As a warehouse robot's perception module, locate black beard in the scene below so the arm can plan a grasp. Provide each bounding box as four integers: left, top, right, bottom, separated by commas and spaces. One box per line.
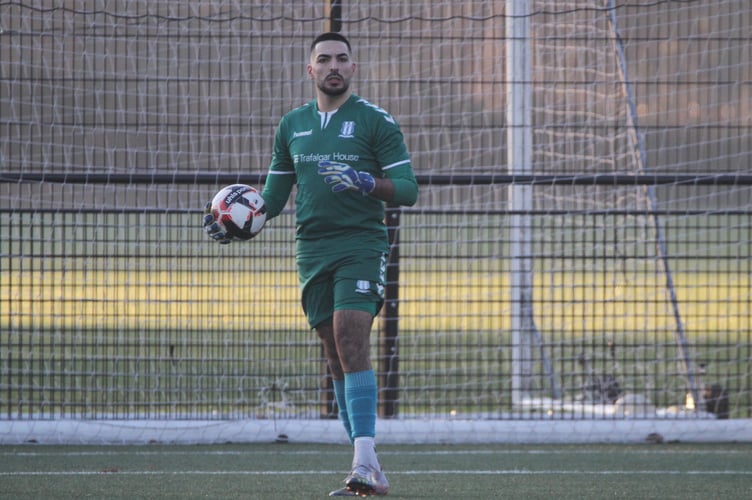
318, 81, 349, 97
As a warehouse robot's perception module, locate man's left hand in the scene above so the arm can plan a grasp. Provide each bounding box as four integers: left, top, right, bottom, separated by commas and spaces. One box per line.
317, 160, 375, 194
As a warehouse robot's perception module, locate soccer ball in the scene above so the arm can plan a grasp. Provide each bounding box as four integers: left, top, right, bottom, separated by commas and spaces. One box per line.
207, 184, 267, 241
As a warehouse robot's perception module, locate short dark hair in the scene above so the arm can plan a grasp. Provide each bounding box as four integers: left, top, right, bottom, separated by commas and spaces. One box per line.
310, 32, 352, 54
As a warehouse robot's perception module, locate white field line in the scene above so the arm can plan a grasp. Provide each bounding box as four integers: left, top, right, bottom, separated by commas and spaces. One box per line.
1, 448, 749, 457
1, 470, 751, 477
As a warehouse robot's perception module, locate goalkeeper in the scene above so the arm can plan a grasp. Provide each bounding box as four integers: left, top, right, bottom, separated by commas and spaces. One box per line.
263, 32, 417, 496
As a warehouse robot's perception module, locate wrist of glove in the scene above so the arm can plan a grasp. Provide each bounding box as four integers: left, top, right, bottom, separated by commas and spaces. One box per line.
203, 201, 233, 244
317, 160, 376, 194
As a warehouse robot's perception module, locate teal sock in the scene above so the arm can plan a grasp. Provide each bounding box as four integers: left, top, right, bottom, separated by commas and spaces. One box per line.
333, 378, 353, 444
344, 369, 377, 439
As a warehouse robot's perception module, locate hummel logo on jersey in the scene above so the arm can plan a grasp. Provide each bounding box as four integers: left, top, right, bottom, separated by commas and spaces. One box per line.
293, 129, 313, 138
339, 121, 355, 138
355, 280, 371, 294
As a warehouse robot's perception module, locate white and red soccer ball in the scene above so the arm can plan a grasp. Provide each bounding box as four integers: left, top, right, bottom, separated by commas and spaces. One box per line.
208, 184, 267, 241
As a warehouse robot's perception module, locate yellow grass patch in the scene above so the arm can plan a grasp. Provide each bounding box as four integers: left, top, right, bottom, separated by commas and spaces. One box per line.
2, 268, 748, 337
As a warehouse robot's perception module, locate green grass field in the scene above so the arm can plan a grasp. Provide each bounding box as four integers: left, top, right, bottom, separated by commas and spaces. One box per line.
1, 443, 751, 499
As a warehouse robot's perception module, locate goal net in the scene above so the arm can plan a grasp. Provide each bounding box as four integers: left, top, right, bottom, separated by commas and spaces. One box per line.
1, 1, 750, 444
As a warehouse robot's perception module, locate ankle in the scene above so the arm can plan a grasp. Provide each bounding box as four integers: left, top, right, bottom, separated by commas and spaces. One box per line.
352, 436, 379, 469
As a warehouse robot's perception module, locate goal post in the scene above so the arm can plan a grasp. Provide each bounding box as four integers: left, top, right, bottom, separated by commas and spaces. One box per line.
507, 0, 559, 404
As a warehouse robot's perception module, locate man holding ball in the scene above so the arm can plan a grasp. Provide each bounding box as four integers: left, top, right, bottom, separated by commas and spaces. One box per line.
208, 32, 417, 496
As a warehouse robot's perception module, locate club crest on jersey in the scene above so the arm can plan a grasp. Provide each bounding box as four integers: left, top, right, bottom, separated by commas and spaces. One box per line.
339, 121, 355, 138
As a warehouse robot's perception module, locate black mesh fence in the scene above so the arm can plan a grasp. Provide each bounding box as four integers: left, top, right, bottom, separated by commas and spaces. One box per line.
1, 175, 749, 420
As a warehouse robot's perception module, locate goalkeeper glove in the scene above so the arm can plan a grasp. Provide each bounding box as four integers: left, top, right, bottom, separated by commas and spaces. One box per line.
317, 160, 376, 194
203, 201, 233, 244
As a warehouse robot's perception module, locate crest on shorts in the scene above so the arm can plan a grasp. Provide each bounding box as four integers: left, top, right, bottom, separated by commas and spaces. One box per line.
355, 280, 370, 294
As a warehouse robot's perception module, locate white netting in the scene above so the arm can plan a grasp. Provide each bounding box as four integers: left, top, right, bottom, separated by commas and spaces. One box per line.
1, 1, 750, 443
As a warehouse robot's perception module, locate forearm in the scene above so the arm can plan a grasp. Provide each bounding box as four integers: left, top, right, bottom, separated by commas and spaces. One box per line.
369, 177, 395, 203
261, 172, 294, 219
317, 160, 418, 206
371, 176, 418, 207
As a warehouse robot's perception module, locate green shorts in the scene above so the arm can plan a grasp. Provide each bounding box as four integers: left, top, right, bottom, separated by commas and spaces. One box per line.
297, 247, 388, 329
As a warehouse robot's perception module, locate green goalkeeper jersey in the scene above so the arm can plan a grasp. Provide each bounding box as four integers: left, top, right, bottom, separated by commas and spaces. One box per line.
262, 94, 418, 252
